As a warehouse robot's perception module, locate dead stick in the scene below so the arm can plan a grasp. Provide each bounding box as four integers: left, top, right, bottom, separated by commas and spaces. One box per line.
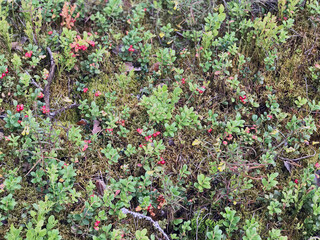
49, 103, 80, 118
278, 149, 316, 162
25, 157, 43, 177
121, 208, 171, 240
44, 47, 56, 109
25, 70, 43, 91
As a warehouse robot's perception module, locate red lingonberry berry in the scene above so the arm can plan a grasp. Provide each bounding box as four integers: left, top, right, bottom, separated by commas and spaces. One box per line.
38, 92, 44, 99
16, 104, 24, 112
41, 105, 50, 114
94, 220, 101, 227
25, 51, 33, 58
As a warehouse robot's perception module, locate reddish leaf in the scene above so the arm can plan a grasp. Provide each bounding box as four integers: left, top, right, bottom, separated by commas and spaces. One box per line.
76, 119, 88, 126
114, 190, 121, 197
149, 62, 160, 72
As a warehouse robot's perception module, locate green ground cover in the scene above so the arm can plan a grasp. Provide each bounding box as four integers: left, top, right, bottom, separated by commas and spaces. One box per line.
1, 0, 320, 239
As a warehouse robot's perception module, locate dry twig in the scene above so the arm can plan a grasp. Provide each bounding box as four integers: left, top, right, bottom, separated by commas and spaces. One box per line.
278, 149, 316, 162
121, 208, 171, 240
49, 103, 79, 118
44, 47, 56, 109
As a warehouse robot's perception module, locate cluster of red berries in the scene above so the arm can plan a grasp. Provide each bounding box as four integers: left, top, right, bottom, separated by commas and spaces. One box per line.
116, 119, 125, 126
145, 131, 161, 142
181, 78, 186, 84
106, 128, 113, 134
41, 105, 50, 114
83, 88, 88, 93
25, 51, 33, 58
79, 45, 89, 51
158, 156, 165, 165
94, 220, 101, 231
16, 104, 24, 112
0, 68, 8, 79
38, 92, 44, 99
196, 86, 205, 94
71, 40, 95, 53
137, 129, 161, 145
244, 125, 257, 134
239, 95, 246, 104
128, 45, 135, 52
224, 132, 233, 141
137, 129, 165, 164
94, 91, 101, 97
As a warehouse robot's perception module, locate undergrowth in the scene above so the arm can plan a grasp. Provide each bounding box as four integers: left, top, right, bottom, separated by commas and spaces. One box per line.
0, 0, 320, 239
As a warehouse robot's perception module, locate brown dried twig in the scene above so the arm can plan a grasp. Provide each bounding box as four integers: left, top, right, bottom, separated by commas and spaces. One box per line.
41, 47, 79, 119
121, 208, 171, 240
49, 103, 79, 118
44, 47, 56, 109
278, 149, 317, 162
25, 70, 43, 91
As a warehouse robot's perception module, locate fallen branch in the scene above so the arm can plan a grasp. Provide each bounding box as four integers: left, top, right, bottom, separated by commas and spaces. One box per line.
25, 156, 43, 177
121, 208, 171, 240
25, 70, 43, 91
49, 103, 79, 118
44, 47, 56, 109
278, 149, 316, 162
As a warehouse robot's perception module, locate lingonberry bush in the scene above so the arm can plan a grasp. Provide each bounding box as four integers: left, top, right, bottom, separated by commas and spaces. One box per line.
0, 0, 320, 239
